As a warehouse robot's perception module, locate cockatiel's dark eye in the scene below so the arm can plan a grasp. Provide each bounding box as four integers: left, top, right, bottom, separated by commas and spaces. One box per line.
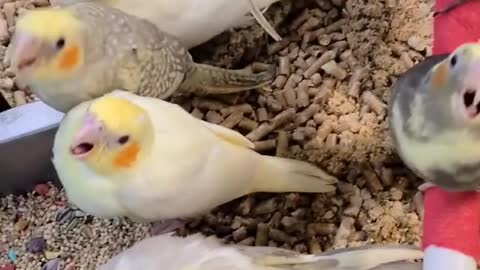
118, 135, 130, 145
56, 38, 65, 50
450, 55, 457, 67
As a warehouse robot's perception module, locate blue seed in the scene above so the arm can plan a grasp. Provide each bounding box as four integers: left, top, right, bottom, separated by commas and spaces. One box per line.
8, 249, 16, 262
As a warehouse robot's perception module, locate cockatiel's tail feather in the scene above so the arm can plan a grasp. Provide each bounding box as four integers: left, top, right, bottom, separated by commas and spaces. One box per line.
98, 233, 423, 270
246, 0, 281, 41
250, 155, 337, 194
180, 63, 275, 95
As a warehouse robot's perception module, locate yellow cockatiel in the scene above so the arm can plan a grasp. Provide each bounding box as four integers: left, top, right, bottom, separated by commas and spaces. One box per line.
52, 90, 338, 234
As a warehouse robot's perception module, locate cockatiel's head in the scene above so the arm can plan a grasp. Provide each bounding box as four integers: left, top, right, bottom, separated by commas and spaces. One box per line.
424, 43, 480, 128
10, 7, 86, 83
70, 96, 154, 175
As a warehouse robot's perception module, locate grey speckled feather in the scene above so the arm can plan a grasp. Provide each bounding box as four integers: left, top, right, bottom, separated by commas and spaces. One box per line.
19, 1, 275, 113
388, 54, 448, 145
388, 43, 480, 191
64, 2, 276, 99
98, 233, 423, 270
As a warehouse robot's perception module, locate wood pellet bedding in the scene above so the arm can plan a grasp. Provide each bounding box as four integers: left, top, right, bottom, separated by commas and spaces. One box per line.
0, 0, 433, 269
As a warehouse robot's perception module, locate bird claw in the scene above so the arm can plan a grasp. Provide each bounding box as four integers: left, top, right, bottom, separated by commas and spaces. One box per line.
150, 219, 186, 236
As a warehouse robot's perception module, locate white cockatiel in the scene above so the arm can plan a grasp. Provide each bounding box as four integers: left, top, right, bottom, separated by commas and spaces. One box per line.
54, 0, 282, 49
98, 233, 424, 270
52, 90, 338, 234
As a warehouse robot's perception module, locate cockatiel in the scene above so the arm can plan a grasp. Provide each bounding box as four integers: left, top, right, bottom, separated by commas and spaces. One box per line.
9, 2, 275, 113
389, 42, 480, 191
98, 233, 423, 270
54, 0, 282, 49
52, 90, 338, 234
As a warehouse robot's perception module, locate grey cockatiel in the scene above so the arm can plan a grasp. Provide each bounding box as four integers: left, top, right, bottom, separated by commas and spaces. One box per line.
53, 0, 282, 49
389, 43, 480, 191
98, 233, 423, 270
9, 1, 275, 113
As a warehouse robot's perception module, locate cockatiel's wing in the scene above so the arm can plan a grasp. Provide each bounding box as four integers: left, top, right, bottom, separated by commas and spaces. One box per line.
201, 120, 255, 149
98, 233, 423, 270
108, 89, 254, 149
81, 1, 279, 96
71, 2, 192, 98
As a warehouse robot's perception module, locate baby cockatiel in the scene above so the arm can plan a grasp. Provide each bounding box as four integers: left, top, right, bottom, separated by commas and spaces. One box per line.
55, 0, 282, 48
9, 2, 275, 113
98, 233, 423, 270
52, 90, 338, 234
389, 43, 480, 191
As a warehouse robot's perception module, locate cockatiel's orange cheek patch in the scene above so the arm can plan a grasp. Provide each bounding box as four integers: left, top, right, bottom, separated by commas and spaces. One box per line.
114, 143, 140, 168
431, 62, 449, 89
58, 45, 80, 71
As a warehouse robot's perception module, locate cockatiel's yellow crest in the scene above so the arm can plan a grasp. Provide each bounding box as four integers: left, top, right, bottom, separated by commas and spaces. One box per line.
13, 8, 85, 81
89, 96, 147, 134
16, 8, 80, 40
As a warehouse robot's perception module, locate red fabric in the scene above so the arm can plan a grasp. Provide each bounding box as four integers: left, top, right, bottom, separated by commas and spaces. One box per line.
433, 0, 480, 54
422, 187, 480, 260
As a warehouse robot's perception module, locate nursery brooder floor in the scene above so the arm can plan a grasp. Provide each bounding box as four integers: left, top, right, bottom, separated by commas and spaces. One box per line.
1, 0, 433, 269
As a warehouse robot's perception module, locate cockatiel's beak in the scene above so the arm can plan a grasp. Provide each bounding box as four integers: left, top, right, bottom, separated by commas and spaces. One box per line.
70, 112, 104, 159
11, 32, 47, 72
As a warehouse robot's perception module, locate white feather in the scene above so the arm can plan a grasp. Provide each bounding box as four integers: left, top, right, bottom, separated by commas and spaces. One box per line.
56, 0, 282, 48
98, 233, 424, 270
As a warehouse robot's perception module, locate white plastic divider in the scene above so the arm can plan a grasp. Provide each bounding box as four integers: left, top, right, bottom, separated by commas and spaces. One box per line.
0, 101, 64, 143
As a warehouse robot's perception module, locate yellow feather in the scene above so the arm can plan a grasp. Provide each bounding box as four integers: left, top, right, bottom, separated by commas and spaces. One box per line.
200, 121, 254, 149
460, 42, 480, 59
16, 8, 81, 41
89, 96, 147, 135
